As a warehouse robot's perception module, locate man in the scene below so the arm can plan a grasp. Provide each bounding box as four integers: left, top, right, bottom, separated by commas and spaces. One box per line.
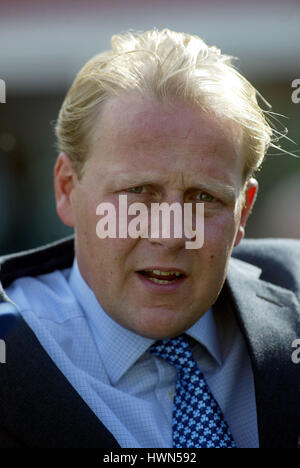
0, 29, 299, 449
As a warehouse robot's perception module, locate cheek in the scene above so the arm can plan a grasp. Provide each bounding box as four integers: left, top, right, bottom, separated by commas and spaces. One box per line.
90, 237, 139, 280
204, 211, 237, 248
72, 186, 97, 229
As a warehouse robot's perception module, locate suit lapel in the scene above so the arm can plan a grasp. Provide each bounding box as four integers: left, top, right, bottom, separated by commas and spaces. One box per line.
0, 310, 120, 448
225, 258, 300, 448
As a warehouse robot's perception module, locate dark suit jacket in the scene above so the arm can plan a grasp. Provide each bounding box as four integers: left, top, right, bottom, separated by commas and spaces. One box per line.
0, 237, 300, 448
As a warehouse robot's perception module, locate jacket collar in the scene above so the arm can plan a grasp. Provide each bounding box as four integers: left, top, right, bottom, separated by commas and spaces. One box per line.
224, 257, 300, 448
0, 302, 120, 448
0, 236, 120, 447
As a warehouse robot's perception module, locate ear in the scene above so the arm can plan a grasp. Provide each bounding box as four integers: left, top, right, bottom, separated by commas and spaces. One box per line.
234, 178, 258, 247
54, 153, 77, 227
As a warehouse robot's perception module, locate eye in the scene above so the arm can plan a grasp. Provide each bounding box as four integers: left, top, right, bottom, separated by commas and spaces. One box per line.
127, 186, 147, 194
196, 192, 216, 203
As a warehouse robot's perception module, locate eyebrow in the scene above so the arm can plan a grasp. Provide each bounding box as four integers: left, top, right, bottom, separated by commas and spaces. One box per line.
108, 171, 237, 203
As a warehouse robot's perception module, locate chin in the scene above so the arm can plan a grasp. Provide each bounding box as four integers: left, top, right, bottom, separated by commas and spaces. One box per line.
132, 321, 193, 340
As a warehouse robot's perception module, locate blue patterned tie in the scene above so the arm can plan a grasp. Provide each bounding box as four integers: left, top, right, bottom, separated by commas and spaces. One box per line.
149, 335, 236, 448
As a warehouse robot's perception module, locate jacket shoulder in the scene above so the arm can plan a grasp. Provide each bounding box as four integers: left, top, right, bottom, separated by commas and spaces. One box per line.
0, 236, 74, 289
232, 238, 300, 298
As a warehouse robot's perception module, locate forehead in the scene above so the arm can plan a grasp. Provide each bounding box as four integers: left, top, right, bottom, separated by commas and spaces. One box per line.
89, 95, 244, 185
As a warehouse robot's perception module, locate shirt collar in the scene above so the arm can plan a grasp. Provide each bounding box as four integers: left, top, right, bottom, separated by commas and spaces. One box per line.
69, 258, 222, 384
69, 258, 154, 385
186, 309, 223, 367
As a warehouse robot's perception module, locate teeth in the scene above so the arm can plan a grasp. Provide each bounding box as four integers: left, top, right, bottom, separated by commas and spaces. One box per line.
151, 270, 181, 276
147, 277, 175, 284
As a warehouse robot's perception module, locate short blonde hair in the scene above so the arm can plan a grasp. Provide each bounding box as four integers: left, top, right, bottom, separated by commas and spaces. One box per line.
55, 28, 273, 180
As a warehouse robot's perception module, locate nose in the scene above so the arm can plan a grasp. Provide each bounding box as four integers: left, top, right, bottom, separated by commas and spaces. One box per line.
147, 193, 195, 251
150, 235, 188, 251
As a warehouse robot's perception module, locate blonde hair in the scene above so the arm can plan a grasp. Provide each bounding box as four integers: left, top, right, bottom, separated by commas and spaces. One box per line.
55, 28, 273, 180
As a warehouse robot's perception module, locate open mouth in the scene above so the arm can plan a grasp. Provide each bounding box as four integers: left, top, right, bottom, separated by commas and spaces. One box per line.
137, 269, 186, 285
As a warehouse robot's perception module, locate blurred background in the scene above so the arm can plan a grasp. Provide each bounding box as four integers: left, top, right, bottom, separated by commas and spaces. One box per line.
0, 0, 299, 254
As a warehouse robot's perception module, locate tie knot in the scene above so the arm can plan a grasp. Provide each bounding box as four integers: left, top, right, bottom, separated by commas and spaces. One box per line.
149, 335, 197, 373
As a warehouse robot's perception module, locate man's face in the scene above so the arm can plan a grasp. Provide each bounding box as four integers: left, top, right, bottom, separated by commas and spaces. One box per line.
56, 95, 255, 339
